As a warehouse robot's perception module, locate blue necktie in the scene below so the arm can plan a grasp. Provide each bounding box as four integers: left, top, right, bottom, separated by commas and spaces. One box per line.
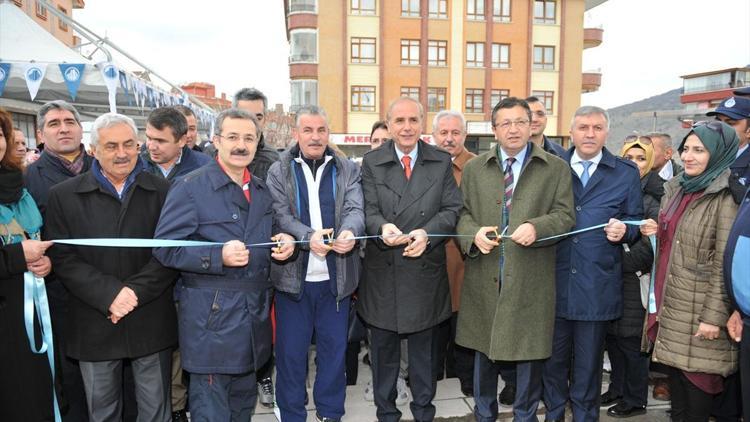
580, 161, 592, 187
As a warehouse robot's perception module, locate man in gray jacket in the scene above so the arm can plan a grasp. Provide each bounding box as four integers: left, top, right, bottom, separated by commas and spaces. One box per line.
266, 106, 365, 422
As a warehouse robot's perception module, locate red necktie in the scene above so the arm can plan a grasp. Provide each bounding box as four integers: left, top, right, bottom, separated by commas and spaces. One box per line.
402, 156, 412, 180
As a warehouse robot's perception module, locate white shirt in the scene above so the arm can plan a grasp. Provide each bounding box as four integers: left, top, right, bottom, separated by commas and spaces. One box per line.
498, 144, 528, 191
658, 160, 674, 181
570, 149, 603, 181
294, 155, 334, 282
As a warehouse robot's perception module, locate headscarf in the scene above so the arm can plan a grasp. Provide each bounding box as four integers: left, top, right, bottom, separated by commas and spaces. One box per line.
620, 136, 655, 178
678, 120, 739, 193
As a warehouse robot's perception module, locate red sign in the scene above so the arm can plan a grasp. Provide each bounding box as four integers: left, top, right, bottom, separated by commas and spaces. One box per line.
330, 134, 434, 145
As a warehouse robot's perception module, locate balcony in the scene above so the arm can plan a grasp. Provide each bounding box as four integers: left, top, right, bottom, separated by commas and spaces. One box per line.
583, 27, 603, 49
582, 71, 602, 93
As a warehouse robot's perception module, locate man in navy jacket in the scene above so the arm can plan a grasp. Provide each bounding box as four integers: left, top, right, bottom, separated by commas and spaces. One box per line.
542, 106, 643, 422
707, 96, 750, 204
153, 109, 294, 421
142, 107, 210, 182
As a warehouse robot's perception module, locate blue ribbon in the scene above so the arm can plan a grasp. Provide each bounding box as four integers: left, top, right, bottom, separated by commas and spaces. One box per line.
24, 272, 61, 422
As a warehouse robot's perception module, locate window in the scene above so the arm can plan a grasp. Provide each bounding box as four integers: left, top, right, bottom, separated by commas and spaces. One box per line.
427, 87, 447, 112
57, 7, 68, 31
35, 1, 47, 19
534, 0, 556, 24
428, 0, 447, 18
351, 0, 376, 15
351, 86, 376, 112
289, 0, 317, 13
465, 89, 484, 114
401, 87, 420, 100
351, 37, 376, 64
491, 43, 510, 68
491, 89, 510, 107
532, 90, 554, 114
533, 45, 555, 70
428, 40, 447, 66
493, 0, 511, 22
291, 80, 318, 112
466, 42, 484, 67
401, 0, 420, 17
290, 29, 318, 63
401, 39, 420, 65
467, 0, 485, 20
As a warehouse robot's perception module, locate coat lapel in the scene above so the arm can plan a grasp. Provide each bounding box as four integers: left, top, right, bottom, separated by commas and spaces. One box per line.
244, 178, 267, 238
395, 143, 438, 216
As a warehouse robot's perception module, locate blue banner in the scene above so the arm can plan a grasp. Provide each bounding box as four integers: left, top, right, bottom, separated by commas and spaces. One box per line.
119, 71, 132, 106
0, 62, 10, 96
58, 63, 85, 100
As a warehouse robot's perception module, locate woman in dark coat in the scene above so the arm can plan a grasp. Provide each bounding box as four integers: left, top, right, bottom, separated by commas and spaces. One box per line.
602, 135, 665, 417
0, 108, 57, 421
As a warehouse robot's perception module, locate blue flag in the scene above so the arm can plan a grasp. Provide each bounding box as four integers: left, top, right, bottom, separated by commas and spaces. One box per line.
58, 64, 85, 100
0, 63, 11, 96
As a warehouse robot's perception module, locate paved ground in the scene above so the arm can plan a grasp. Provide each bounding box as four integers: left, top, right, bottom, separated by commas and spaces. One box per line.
251, 350, 672, 421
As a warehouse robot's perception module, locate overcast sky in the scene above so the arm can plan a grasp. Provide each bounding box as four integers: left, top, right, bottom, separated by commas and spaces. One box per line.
74, 0, 750, 111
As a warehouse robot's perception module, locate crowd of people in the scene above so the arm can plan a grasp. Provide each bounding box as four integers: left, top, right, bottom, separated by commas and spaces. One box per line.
0, 83, 749, 422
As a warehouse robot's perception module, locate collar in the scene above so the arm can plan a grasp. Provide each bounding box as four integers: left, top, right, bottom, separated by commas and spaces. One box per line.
452, 148, 475, 169
737, 144, 749, 160
394, 142, 419, 164
570, 149, 603, 167
76, 158, 155, 193
498, 143, 529, 164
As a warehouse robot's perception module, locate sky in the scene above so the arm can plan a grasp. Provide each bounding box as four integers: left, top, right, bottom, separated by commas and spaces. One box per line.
73, 0, 750, 111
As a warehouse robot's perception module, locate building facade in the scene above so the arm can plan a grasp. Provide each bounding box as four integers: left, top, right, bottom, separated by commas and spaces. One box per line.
285, 0, 605, 156
679, 66, 750, 125
10, 0, 85, 47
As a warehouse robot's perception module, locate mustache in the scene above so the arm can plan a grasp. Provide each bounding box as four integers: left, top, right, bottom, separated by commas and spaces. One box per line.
113, 157, 131, 164
230, 149, 250, 156
306, 142, 324, 148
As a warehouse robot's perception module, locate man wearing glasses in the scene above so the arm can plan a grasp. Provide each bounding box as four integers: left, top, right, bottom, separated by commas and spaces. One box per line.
455, 97, 575, 422
542, 106, 643, 422
153, 108, 295, 420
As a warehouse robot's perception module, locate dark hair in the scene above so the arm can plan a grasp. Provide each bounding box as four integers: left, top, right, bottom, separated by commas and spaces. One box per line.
214, 108, 261, 135
233, 88, 268, 109
525, 96, 541, 104
147, 107, 188, 141
173, 104, 195, 118
370, 120, 388, 138
37, 100, 81, 129
491, 97, 532, 127
0, 108, 24, 171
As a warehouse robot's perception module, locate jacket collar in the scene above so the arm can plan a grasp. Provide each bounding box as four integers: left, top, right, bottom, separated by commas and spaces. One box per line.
73, 164, 158, 194
665, 168, 732, 198
733, 145, 750, 169
483, 141, 549, 166
451, 148, 476, 170
204, 159, 266, 192
563, 146, 617, 169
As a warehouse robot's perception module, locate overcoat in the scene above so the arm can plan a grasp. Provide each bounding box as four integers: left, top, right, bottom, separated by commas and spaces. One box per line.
45, 170, 178, 361
455, 143, 575, 361
358, 140, 462, 334
648, 171, 739, 376
153, 161, 274, 374
555, 148, 643, 321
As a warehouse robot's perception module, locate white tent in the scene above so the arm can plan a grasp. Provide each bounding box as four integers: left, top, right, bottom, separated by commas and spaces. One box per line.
0, 1, 212, 125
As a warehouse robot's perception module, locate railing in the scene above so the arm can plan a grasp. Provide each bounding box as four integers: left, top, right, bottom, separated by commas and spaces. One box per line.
289, 1, 316, 13
683, 81, 749, 94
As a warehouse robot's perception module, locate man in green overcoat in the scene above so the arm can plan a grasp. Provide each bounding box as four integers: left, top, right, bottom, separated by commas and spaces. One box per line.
456, 97, 575, 422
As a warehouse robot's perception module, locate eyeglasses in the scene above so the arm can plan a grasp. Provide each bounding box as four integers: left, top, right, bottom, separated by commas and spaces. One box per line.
216, 134, 257, 143
495, 120, 530, 130
624, 134, 653, 145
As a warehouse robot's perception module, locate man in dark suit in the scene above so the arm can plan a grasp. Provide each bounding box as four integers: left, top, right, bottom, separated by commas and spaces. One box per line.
542, 106, 643, 422
358, 97, 462, 422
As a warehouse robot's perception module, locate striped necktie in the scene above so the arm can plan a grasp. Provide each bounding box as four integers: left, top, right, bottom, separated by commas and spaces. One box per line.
504, 157, 515, 213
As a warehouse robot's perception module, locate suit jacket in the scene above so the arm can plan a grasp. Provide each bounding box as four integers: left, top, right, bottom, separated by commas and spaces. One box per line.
358, 140, 462, 333
446, 148, 476, 312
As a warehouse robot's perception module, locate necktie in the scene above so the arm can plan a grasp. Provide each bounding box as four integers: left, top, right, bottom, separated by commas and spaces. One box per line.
504, 157, 515, 213
402, 155, 412, 181
580, 161, 592, 187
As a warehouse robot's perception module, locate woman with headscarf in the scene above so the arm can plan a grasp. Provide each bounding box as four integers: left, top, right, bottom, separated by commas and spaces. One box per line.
641, 121, 740, 421
602, 135, 666, 417
0, 108, 57, 421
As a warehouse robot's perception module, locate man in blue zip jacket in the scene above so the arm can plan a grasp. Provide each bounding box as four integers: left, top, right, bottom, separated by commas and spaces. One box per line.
725, 189, 750, 422
542, 106, 643, 422
707, 96, 750, 204
266, 106, 364, 422
153, 108, 295, 421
